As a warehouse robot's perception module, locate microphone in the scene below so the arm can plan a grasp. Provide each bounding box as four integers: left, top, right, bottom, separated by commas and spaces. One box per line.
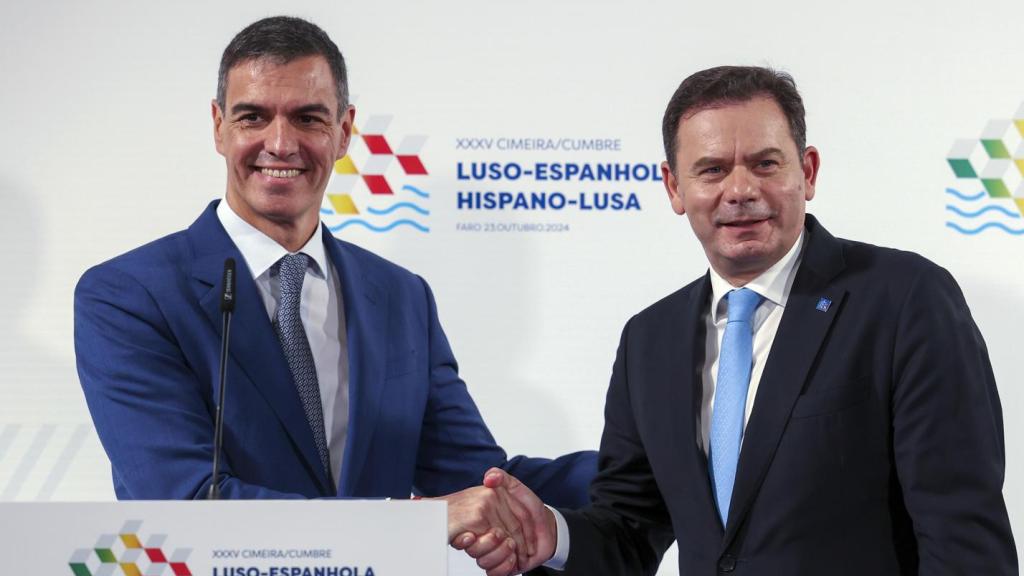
220, 257, 236, 313
208, 258, 236, 499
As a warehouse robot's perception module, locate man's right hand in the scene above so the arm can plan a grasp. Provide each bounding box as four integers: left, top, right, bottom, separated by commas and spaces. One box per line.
438, 473, 535, 575
448, 468, 558, 576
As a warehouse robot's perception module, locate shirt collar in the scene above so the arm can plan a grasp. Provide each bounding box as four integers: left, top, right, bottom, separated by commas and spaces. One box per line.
708, 231, 805, 321
216, 199, 329, 281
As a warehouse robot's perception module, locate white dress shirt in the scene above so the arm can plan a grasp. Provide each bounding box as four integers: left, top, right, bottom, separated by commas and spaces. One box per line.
546, 232, 806, 570
700, 232, 805, 454
217, 200, 349, 488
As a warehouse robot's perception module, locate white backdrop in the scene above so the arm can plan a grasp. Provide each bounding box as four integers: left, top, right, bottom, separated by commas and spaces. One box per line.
1, 0, 1022, 573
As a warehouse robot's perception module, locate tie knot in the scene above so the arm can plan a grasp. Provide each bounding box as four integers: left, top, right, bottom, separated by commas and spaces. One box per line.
276, 252, 310, 296
726, 288, 762, 324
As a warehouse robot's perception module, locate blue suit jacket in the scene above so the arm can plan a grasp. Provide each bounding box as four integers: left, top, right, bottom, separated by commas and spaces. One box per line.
554, 216, 1016, 575
75, 201, 596, 504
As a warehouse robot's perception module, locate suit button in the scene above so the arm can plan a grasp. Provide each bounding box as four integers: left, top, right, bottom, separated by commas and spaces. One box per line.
718, 554, 736, 573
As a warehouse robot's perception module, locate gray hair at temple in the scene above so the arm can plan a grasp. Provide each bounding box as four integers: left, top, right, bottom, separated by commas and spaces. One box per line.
216, 16, 349, 118
662, 66, 807, 175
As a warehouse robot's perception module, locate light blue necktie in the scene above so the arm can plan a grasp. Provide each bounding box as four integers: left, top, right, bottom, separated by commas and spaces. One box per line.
274, 253, 332, 483
708, 287, 763, 525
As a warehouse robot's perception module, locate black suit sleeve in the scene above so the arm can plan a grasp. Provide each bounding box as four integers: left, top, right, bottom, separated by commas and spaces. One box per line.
890, 263, 1017, 572
551, 317, 675, 575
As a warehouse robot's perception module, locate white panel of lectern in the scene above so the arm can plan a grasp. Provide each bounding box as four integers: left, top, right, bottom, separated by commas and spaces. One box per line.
0, 500, 447, 576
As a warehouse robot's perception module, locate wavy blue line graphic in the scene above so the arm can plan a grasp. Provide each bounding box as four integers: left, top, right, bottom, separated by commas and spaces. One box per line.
944, 188, 986, 202
320, 208, 333, 215
945, 221, 1024, 235
366, 202, 430, 216
945, 204, 1021, 219
402, 184, 430, 198
329, 219, 429, 233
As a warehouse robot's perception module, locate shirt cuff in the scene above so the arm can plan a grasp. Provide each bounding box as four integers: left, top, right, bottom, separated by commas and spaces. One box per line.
541, 505, 570, 570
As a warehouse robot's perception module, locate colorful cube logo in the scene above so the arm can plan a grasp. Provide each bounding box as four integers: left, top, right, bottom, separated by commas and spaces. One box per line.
68, 521, 191, 576
944, 102, 1024, 235
323, 112, 431, 233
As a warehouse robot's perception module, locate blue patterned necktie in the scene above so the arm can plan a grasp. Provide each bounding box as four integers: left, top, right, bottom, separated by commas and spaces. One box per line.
708, 287, 763, 525
273, 253, 332, 483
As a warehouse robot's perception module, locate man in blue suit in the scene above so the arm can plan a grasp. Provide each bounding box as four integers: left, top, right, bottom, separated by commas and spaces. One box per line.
74, 16, 594, 563
461, 66, 1017, 575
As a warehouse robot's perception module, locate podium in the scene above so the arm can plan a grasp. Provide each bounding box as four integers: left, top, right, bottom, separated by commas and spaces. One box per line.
0, 500, 446, 575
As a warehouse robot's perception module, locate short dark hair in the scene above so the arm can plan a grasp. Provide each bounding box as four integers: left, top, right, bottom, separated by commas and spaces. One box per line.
217, 16, 349, 117
662, 66, 806, 174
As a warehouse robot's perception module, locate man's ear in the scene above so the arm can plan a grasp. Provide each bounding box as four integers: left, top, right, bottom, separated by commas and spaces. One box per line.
212, 99, 225, 156
801, 145, 820, 201
336, 105, 356, 160
662, 161, 686, 215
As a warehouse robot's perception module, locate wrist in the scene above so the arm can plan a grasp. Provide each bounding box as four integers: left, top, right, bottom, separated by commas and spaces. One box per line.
545, 507, 557, 559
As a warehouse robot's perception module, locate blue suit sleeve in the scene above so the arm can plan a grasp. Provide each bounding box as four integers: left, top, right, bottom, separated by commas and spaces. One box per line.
411, 277, 597, 508
75, 264, 304, 500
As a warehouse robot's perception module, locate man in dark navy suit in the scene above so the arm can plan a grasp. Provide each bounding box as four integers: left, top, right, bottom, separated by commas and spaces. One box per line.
464, 66, 1017, 575
74, 16, 594, 571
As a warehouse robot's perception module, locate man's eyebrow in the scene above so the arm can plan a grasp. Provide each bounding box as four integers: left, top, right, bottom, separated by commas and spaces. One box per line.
744, 147, 785, 162
687, 147, 787, 173
293, 104, 332, 116
229, 102, 334, 118
229, 102, 265, 116
690, 156, 727, 172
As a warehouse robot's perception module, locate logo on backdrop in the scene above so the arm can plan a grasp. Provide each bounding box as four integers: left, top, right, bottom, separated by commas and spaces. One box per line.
945, 102, 1024, 235
68, 520, 191, 576
321, 109, 663, 235
322, 113, 431, 234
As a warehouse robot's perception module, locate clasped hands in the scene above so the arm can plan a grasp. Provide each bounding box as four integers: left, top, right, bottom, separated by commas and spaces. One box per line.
436, 468, 556, 576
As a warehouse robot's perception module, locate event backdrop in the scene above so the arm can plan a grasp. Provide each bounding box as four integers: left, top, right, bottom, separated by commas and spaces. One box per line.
2, 0, 1022, 572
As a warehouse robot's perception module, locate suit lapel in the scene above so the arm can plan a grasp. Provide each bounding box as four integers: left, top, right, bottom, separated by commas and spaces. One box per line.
724, 215, 847, 544
188, 202, 333, 494
676, 276, 725, 530
323, 231, 388, 497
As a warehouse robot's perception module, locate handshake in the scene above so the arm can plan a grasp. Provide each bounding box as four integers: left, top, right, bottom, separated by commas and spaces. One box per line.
434, 468, 558, 576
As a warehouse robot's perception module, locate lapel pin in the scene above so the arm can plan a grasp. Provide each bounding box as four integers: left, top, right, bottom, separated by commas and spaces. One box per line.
816, 297, 832, 312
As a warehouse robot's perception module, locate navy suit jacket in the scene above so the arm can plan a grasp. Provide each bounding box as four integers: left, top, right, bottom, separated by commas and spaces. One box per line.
554, 216, 1016, 575
75, 201, 595, 504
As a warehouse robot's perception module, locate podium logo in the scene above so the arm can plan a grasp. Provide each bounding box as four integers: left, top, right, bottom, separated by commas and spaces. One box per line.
68, 520, 192, 576
945, 102, 1024, 235
322, 113, 431, 234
